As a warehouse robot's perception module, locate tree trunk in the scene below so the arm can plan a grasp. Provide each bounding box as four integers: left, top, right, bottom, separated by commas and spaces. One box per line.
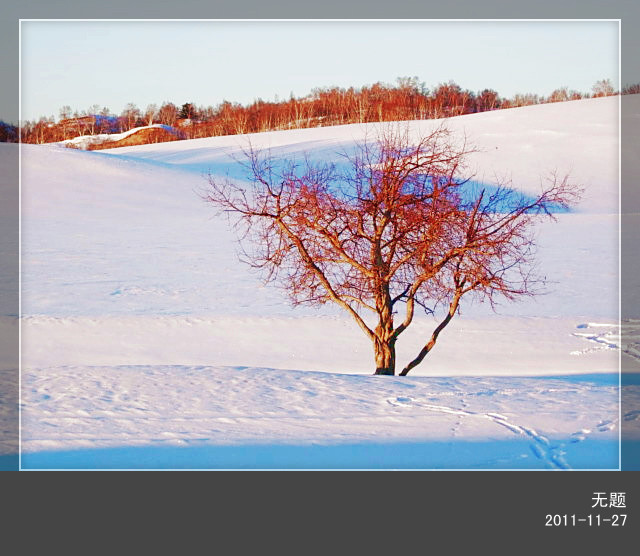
399, 291, 462, 376
373, 289, 396, 374
374, 338, 396, 375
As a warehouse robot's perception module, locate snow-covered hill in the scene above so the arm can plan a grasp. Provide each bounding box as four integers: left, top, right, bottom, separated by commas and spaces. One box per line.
18, 95, 638, 469
57, 123, 182, 150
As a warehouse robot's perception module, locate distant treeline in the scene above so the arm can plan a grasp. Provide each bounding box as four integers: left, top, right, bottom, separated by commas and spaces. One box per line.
8, 77, 640, 145
0, 121, 18, 142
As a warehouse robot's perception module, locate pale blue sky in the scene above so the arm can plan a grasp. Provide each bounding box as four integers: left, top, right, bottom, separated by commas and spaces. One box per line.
20, 20, 619, 122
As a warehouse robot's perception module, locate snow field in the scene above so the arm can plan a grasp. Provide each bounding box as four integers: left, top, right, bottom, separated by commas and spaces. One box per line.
20, 366, 623, 469
16, 95, 636, 468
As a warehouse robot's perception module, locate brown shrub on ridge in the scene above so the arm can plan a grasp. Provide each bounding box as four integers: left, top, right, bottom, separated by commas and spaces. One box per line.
87, 127, 184, 150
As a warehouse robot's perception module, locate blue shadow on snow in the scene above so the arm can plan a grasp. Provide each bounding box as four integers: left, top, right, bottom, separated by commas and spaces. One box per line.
21, 437, 618, 470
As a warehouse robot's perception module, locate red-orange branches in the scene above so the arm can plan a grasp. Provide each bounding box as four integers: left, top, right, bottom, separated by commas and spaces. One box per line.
206, 124, 581, 375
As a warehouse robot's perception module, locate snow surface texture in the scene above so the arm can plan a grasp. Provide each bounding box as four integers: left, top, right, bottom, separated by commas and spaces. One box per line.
18, 95, 640, 469
21, 367, 624, 470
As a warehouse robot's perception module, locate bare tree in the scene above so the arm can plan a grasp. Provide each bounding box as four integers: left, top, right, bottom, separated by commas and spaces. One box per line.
145, 104, 159, 126
592, 78, 616, 98
158, 102, 179, 126
622, 83, 640, 95
547, 87, 570, 103
206, 125, 581, 375
58, 105, 72, 121
120, 102, 141, 131
475, 89, 501, 112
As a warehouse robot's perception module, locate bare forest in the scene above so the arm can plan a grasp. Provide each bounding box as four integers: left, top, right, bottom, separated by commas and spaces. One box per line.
11, 78, 633, 146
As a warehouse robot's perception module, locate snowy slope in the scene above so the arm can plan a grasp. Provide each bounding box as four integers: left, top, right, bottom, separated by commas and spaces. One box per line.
108, 96, 620, 214
18, 96, 635, 469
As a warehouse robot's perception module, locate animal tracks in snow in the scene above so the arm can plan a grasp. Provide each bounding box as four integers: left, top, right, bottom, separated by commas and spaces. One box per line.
620, 319, 640, 362
20, 366, 620, 469
385, 393, 617, 469
570, 429, 591, 443
571, 322, 619, 355
571, 320, 640, 362
624, 409, 640, 422
387, 396, 414, 407
110, 285, 186, 298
